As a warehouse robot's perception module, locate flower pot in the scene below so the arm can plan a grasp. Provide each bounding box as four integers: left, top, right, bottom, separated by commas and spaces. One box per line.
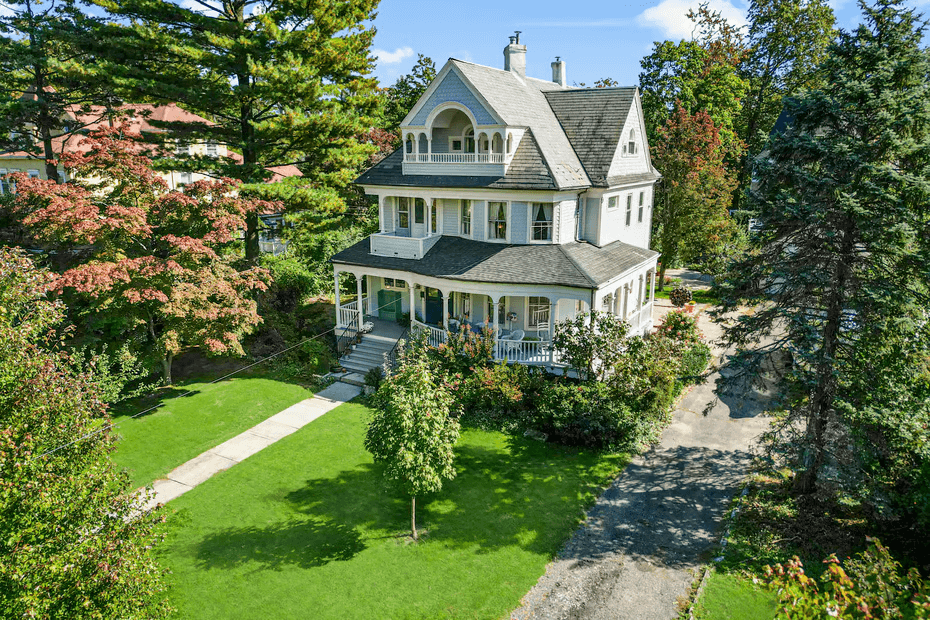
685, 302, 696, 314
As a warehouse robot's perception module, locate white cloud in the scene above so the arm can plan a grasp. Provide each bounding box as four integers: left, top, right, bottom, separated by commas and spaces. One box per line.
373, 46, 415, 65
636, 0, 747, 39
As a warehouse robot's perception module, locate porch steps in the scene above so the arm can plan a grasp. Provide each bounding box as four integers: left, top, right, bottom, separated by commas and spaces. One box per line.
339, 333, 397, 377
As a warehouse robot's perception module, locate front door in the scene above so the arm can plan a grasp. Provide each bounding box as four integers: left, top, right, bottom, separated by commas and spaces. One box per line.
377, 289, 402, 322
424, 287, 442, 325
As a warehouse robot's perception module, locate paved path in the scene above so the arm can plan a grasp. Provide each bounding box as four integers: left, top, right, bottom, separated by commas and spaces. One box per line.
142, 381, 361, 511
512, 311, 772, 620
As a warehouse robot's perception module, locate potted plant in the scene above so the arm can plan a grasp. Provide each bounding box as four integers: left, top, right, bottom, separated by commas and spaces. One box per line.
669, 285, 693, 308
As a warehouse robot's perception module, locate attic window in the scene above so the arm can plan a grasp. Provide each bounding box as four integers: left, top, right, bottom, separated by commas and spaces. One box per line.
627, 129, 636, 155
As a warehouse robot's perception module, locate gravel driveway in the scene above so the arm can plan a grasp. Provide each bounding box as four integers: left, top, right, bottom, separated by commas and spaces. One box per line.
511, 310, 772, 620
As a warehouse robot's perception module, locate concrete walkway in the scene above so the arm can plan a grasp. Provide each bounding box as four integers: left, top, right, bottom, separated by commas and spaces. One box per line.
142, 381, 361, 511
512, 310, 772, 620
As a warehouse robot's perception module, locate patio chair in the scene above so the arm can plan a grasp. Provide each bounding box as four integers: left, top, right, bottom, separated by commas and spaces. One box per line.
506, 329, 525, 358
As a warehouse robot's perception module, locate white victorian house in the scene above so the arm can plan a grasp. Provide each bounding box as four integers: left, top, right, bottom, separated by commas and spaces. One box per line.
332, 34, 661, 374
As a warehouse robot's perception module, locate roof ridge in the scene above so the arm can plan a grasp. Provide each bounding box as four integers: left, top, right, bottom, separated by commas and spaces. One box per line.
558, 242, 598, 287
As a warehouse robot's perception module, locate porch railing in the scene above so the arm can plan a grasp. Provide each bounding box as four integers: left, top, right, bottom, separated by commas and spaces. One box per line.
625, 301, 654, 332
495, 338, 552, 365
403, 152, 506, 164
337, 297, 368, 330
383, 326, 410, 374
412, 319, 447, 348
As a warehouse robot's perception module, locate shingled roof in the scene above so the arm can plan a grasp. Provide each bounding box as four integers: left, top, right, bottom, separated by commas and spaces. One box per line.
331, 235, 657, 289
356, 128, 557, 190
544, 88, 635, 187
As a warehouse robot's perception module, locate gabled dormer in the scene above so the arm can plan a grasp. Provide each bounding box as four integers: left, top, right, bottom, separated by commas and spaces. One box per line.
400, 58, 529, 177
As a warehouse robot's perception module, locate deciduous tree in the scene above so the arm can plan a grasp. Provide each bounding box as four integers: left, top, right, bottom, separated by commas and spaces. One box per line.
10, 126, 272, 383
651, 105, 740, 286
0, 247, 170, 618
364, 335, 459, 541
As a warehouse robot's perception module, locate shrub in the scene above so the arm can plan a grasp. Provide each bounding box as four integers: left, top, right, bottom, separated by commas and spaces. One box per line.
655, 309, 702, 346
764, 538, 930, 619
669, 285, 693, 307
431, 324, 495, 375
552, 311, 631, 381
680, 341, 712, 382
259, 254, 316, 312
531, 380, 639, 449
364, 366, 383, 390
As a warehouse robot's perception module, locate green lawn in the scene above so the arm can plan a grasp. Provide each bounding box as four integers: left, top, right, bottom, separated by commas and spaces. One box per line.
653, 287, 720, 305
157, 401, 627, 620
112, 377, 314, 488
693, 571, 778, 620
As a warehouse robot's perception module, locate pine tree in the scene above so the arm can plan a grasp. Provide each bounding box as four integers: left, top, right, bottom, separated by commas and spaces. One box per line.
89, 0, 381, 260
716, 0, 930, 507
0, 0, 113, 182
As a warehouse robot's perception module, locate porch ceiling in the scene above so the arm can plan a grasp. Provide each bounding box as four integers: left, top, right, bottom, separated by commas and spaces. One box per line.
331, 236, 656, 289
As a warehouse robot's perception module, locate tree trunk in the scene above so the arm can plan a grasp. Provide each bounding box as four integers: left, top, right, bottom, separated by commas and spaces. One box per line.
162, 351, 173, 386
793, 219, 854, 494
411, 496, 417, 541
657, 261, 668, 292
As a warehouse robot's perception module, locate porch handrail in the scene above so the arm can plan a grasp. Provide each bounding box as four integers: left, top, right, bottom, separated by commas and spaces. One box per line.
336, 297, 368, 331
411, 319, 447, 348
383, 326, 410, 374
495, 337, 550, 365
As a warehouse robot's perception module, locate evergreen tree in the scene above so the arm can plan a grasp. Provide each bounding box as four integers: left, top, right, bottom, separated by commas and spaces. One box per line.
732, 0, 836, 212
0, 247, 170, 618
90, 0, 381, 260
0, 0, 113, 182
715, 0, 930, 511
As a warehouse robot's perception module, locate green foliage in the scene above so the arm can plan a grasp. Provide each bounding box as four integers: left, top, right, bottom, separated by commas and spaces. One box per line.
0, 247, 170, 618
680, 341, 712, 381
656, 309, 702, 346
551, 310, 631, 381
715, 0, 930, 506
364, 366, 383, 390
259, 254, 316, 311
90, 0, 381, 259
692, 571, 778, 620
70, 342, 156, 404
432, 324, 496, 375
764, 538, 930, 619
365, 352, 460, 538
533, 380, 639, 449
381, 54, 437, 132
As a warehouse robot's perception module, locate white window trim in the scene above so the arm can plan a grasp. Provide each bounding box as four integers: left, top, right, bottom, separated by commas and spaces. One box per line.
528, 202, 554, 244
396, 197, 411, 230
460, 199, 472, 237
607, 195, 619, 211
625, 194, 633, 226
525, 295, 551, 329
429, 199, 441, 235
27, 169, 40, 178
487, 200, 511, 243
383, 277, 407, 290
449, 136, 464, 153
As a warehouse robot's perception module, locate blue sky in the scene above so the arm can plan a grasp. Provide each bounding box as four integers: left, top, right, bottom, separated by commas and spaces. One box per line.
369, 0, 918, 87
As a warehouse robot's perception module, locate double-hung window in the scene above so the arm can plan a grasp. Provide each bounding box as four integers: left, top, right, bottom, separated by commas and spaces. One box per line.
177, 171, 193, 186
625, 194, 632, 226
397, 197, 410, 229
460, 200, 471, 236
206, 141, 218, 156
176, 141, 190, 156
638, 191, 645, 222
528, 296, 550, 328
488, 201, 507, 240
531, 203, 552, 241
414, 198, 425, 225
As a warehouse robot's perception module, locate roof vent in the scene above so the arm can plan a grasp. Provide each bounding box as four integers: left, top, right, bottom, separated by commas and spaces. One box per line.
503, 31, 526, 79
551, 56, 566, 88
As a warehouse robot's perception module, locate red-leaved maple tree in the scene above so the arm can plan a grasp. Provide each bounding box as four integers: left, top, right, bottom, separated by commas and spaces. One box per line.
9, 125, 278, 384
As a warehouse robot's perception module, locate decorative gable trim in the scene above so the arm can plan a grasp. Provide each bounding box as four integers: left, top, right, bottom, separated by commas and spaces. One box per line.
401, 61, 505, 129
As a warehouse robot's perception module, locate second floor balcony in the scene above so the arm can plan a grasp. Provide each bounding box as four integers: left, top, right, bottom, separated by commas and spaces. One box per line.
369, 231, 441, 260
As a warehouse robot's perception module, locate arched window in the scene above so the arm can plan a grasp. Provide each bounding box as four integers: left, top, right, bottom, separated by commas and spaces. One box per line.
405, 134, 414, 154
464, 128, 475, 153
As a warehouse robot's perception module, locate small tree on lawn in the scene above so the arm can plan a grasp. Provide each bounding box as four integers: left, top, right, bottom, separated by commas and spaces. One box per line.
9, 125, 274, 384
364, 338, 459, 541
552, 310, 631, 382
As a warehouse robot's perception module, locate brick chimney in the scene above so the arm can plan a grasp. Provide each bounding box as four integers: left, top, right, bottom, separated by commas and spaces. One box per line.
503, 31, 526, 79
551, 56, 566, 87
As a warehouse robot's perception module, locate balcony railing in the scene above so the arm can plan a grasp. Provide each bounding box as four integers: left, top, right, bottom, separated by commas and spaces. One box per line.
403, 152, 506, 164
369, 232, 441, 260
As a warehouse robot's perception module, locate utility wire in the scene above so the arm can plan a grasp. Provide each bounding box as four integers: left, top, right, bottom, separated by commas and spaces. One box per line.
28, 294, 403, 464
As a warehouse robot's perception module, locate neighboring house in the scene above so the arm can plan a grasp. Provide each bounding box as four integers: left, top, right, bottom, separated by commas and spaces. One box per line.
1, 100, 301, 250
332, 34, 662, 373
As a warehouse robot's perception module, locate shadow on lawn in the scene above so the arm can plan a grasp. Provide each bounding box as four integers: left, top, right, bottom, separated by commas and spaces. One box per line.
191, 437, 614, 571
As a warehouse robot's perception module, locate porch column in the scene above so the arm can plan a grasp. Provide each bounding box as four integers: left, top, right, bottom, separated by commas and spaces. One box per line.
622, 284, 629, 319
650, 269, 657, 302
492, 294, 501, 357
379, 197, 386, 233
441, 291, 449, 331
549, 300, 557, 365
334, 269, 342, 326
355, 274, 364, 329
408, 282, 416, 329
428, 199, 433, 237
